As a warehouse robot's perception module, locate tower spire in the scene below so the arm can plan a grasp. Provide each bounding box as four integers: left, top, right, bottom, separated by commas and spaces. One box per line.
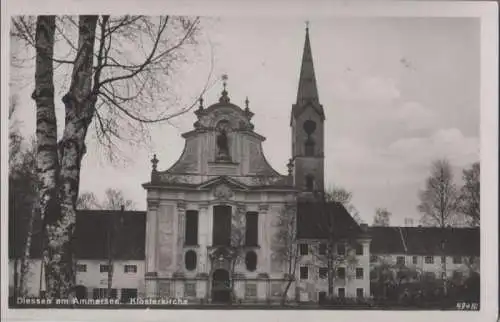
296, 23, 319, 105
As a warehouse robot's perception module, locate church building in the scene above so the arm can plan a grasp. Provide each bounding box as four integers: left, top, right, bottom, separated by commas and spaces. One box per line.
140, 26, 371, 304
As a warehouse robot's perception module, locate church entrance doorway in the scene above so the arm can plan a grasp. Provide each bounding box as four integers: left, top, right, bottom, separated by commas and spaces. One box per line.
211, 269, 231, 304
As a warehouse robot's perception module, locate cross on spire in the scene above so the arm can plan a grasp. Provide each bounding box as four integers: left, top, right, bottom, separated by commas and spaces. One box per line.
219, 74, 230, 103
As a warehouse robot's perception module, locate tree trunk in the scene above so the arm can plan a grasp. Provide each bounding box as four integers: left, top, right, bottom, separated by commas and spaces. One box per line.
44, 15, 98, 299
107, 213, 114, 300
327, 243, 334, 298
13, 258, 19, 300
19, 202, 38, 296
32, 15, 59, 299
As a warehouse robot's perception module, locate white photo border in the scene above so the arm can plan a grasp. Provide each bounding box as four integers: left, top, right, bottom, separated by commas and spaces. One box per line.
1, 1, 498, 322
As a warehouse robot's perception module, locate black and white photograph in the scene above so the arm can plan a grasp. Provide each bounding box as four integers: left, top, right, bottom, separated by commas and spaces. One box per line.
1, 1, 498, 322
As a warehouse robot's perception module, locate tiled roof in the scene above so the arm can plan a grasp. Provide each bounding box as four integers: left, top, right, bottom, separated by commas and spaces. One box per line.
9, 210, 146, 260
74, 210, 146, 260
10, 208, 479, 260
296, 201, 363, 240
369, 226, 480, 256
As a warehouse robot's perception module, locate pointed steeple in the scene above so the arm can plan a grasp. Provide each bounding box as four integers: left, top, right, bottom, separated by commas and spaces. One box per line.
292, 24, 324, 121
296, 24, 319, 105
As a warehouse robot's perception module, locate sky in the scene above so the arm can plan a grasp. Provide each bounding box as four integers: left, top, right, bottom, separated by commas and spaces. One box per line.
10, 16, 480, 226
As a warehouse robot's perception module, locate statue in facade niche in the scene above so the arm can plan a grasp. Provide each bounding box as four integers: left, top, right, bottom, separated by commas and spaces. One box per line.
216, 124, 231, 161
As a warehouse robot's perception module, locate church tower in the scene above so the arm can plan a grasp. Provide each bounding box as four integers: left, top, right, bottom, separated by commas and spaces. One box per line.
290, 25, 325, 193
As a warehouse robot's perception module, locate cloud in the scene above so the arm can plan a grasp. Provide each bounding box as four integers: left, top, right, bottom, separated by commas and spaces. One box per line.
332, 75, 400, 102
394, 101, 438, 131
386, 128, 479, 168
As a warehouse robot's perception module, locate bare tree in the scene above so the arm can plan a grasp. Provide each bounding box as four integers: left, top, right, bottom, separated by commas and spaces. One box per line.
12, 15, 212, 298
326, 185, 362, 224
229, 205, 246, 304
76, 191, 100, 210
77, 188, 135, 210
458, 162, 480, 226
9, 96, 40, 298
311, 191, 359, 300
417, 158, 459, 295
272, 203, 298, 305
417, 159, 459, 228
373, 208, 391, 227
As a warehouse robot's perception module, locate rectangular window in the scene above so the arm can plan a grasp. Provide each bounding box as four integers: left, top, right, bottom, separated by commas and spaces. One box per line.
318, 291, 327, 303
356, 288, 364, 298
185, 210, 199, 246
355, 243, 363, 255
213, 205, 231, 246
452, 271, 463, 281
93, 288, 117, 299
120, 288, 137, 303
100, 264, 111, 273
124, 265, 137, 273
184, 282, 196, 297
319, 267, 328, 279
158, 281, 171, 297
441, 256, 446, 264
245, 212, 259, 246
337, 267, 346, 279
299, 243, 309, 255
76, 264, 87, 272
318, 243, 327, 255
338, 288, 345, 298
424, 272, 436, 280
300, 266, 309, 280
337, 243, 346, 255
396, 256, 405, 265
245, 283, 257, 298
412, 256, 418, 264
270, 283, 282, 298
453, 256, 462, 264
356, 267, 364, 279
425, 256, 434, 264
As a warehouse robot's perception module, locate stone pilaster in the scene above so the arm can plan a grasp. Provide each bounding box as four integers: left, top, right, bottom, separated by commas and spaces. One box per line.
258, 204, 270, 273
146, 200, 159, 274
199, 202, 209, 273
176, 201, 186, 272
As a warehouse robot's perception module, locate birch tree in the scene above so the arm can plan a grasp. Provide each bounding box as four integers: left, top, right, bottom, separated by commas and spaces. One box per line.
12, 15, 210, 298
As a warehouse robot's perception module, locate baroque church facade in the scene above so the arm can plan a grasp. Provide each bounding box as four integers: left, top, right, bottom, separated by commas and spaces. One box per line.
141, 27, 371, 303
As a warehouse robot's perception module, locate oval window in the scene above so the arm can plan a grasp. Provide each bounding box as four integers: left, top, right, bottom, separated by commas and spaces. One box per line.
185, 250, 197, 271
245, 251, 257, 272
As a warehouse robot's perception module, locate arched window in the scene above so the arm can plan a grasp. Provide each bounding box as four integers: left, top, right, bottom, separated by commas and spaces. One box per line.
305, 175, 315, 191
304, 138, 315, 156
245, 251, 257, 272
185, 250, 197, 271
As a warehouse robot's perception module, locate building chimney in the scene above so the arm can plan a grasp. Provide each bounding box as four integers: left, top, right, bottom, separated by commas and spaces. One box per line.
360, 223, 368, 232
